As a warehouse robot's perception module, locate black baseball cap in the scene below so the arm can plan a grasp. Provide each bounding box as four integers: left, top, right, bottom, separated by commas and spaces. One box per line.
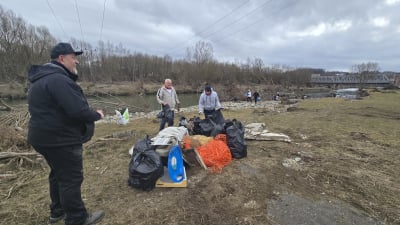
50, 42, 83, 59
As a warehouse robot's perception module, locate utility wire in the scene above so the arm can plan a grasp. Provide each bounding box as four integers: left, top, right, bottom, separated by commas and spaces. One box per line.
46, 0, 67, 37
197, 0, 250, 37
169, 0, 274, 55
212, 0, 298, 45
100, 0, 107, 42
74, 0, 85, 48
202, 0, 273, 40
167, 0, 250, 52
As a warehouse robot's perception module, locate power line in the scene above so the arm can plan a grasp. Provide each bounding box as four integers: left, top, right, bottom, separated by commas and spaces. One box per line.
197, 0, 250, 37
74, 0, 85, 48
100, 0, 107, 42
169, 0, 274, 55
167, 0, 250, 52
202, 0, 273, 40
212, 0, 299, 45
46, 0, 67, 37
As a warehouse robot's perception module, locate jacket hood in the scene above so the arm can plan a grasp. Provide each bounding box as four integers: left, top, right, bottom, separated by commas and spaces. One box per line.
28, 62, 77, 83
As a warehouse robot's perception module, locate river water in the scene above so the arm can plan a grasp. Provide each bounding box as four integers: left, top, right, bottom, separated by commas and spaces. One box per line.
4, 89, 333, 113
4, 93, 201, 113
89, 93, 201, 112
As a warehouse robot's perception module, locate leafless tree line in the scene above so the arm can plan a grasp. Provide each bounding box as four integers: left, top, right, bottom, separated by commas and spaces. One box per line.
1, 6, 348, 91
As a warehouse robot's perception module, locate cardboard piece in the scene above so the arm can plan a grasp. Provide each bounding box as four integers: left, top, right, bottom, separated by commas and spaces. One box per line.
156, 167, 187, 188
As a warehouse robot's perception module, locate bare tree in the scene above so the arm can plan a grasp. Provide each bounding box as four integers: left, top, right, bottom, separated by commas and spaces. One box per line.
193, 40, 213, 64
351, 62, 380, 89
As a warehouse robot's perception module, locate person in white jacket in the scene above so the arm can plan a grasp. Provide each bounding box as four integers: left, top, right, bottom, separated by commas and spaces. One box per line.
198, 85, 222, 118
156, 79, 180, 130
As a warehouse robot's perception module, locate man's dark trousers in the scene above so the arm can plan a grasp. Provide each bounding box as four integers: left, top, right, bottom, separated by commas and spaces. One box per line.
159, 110, 174, 131
34, 145, 88, 225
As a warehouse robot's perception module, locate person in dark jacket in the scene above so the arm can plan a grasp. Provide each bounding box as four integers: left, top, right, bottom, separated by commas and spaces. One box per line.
28, 43, 105, 225
253, 91, 260, 104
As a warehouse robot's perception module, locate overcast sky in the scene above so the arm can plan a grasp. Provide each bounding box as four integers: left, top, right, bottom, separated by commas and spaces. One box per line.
1, 0, 399, 72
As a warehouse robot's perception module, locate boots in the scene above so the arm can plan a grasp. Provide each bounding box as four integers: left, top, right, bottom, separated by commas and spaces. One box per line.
83, 211, 105, 225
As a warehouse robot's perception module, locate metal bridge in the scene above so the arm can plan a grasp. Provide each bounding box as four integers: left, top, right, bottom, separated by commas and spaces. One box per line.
310, 73, 398, 87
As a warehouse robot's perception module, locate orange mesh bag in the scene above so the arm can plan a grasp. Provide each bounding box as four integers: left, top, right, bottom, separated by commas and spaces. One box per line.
196, 139, 232, 173
214, 134, 227, 144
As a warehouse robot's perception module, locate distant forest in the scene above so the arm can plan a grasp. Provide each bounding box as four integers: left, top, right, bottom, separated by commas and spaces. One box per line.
0, 5, 367, 88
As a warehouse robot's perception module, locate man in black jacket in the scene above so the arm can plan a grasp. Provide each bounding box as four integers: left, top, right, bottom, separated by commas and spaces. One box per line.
28, 43, 104, 225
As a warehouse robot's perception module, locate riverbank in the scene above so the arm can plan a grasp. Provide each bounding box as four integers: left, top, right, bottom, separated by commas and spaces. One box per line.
99, 99, 287, 123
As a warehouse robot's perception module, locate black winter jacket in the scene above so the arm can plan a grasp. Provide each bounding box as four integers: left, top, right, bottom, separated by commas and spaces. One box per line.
27, 62, 101, 147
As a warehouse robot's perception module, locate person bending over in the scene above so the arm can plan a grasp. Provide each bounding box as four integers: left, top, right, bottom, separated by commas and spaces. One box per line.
198, 85, 222, 118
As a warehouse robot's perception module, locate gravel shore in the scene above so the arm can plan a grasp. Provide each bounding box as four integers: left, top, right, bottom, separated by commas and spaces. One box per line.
99, 100, 290, 123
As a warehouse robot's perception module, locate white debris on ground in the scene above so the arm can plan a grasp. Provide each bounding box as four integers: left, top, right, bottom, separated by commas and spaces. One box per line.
282, 157, 303, 171
244, 123, 291, 142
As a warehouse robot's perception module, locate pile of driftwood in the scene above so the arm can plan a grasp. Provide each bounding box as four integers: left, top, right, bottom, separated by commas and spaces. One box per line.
0, 99, 13, 111
0, 102, 38, 189
0, 100, 29, 129
0, 94, 142, 199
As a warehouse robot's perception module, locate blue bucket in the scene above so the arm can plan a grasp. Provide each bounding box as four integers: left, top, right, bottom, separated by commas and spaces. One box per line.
168, 145, 185, 182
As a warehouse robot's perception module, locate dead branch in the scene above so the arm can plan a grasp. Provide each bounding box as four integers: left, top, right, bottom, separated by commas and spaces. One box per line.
0, 99, 13, 111
0, 152, 40, 160
100, 166, 108, 174
0, 173, 17, 179
6, 172, 38, 199
0, 107, 30, 128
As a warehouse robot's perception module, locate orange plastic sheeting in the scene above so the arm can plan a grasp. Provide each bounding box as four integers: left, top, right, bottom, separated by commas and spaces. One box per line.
196, 140, 232, 173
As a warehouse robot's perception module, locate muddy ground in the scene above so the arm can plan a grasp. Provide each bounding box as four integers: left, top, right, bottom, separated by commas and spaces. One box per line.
1, 90, 399, 225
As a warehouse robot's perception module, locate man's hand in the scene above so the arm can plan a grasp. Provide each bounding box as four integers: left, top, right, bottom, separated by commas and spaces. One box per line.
97, 109, 104, 119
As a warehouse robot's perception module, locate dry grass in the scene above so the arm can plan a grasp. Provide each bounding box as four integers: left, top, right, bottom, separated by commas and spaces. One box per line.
0, 90, 399, 225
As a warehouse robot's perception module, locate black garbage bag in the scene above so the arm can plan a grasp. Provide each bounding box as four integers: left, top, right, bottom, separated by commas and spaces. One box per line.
225, 119, 247, 159
156, 111, 164, 119
208, 109, 225, 137
163, 104, 174, 121
196, 109, 225, 137
157, 105, 173, 122
209, 109, 225, 126
199, 118, 216, 137
191, 116, 203, 135
199, 118, 225, 137
128, 136, 164, 191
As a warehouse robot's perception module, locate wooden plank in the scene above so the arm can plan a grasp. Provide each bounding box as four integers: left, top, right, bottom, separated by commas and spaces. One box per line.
182, 148, 208, 170
156, 167, 187, 188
